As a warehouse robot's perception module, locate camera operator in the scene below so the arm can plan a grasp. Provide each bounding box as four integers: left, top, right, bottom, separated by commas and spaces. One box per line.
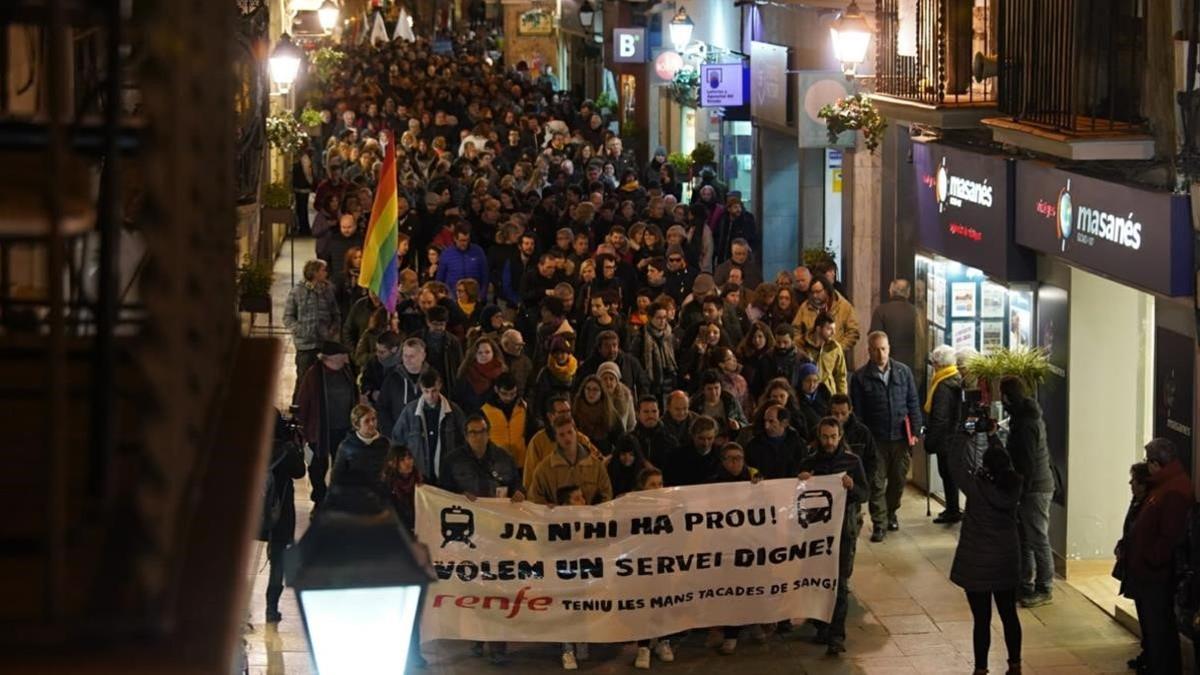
925, 345, 964, 524
257, 410, 307, 624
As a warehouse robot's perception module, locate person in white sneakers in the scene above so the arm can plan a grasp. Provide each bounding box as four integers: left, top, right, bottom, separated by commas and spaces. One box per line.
554, 484, 591, 670
632, 468, 676, 669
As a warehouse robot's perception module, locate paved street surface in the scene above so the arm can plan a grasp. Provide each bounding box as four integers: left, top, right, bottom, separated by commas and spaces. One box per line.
244, 238, 1144, 674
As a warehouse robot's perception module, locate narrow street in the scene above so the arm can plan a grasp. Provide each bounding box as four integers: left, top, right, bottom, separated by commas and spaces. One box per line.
243, 239, 1145, 675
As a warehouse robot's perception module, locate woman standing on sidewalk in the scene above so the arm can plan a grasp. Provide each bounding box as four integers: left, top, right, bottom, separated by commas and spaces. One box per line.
946, 434, 1024, 675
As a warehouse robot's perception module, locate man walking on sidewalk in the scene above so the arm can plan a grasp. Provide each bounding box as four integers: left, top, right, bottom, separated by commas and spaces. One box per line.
850, 331, 921, 542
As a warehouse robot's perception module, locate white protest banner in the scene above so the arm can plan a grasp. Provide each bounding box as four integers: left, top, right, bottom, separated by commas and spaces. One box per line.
414, 477, 847, 643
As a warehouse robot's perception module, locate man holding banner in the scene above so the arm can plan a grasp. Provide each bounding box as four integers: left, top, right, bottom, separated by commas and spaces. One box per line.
798, 416, 869, 656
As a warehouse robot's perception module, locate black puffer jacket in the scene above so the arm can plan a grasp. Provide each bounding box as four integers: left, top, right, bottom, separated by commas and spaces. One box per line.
924, 374, 963, 455
333, 431, 390, 491
947, 437, 1023, 592
744, 427, 808, 479
1005, 396, 1054, 494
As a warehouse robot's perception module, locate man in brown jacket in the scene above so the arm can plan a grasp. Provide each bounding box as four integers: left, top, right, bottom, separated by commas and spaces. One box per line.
793, 277, 860, 366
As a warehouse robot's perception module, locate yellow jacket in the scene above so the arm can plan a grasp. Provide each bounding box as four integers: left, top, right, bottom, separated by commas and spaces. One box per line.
482, 401, 529, 468
523, 427, 597, 489
793, 292, 860, 356
528, 447, 613, 505
802, 337, 849, 395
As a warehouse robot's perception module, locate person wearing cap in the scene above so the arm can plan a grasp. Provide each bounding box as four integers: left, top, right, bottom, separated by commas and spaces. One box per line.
678, 273, 717, 332
295, 341, 359, 507
662, 241, 696, 305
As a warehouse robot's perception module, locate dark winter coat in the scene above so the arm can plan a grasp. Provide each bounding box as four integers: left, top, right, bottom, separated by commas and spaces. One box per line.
296, 361, 358, 452
947, 437, 1023, 592
841, 413, 878, 483
333, 431, 390, 492
578, 351, 651, 399
258, 417, 307, 543
869, 300, 921, 382
447, 442, 524, 498
795, 385, 832, 438
1126, 459, 1193, 590
375, 366, 428, 435
663, 443, 721, 487
1004, 396, 1054, 494
798, 443, 868, 576
633, 422, 680, 472
745, 427, 808, 479
850, 359, 922, 442
925, 374, 963, 456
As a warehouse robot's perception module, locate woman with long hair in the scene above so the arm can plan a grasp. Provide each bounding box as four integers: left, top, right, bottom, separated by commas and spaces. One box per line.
572, 374, 619, 455
947, 437, 1024, 675
736, 321, 775, 403
453, 336, 508, 414
709, 346, 751, 414
770, 286, 799, 326
380, 444, 422, 533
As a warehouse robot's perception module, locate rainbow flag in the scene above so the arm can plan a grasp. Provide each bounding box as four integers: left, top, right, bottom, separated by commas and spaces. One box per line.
357, 131, 399, 311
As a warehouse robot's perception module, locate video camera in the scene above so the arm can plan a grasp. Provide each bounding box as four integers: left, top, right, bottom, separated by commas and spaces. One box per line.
961, 389, 996, 435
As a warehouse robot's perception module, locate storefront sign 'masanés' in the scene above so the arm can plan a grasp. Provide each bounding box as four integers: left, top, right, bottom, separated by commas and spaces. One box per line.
912, 142, 1033, 281
1015, 161, 1194, 297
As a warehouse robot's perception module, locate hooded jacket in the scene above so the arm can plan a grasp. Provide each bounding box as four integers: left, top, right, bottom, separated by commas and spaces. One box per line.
391, 395, 467, 487
1004, 396, 1054, 494
792, 291, 861, 357
375, 365, 429, 435
946, 437, 1023, 592
802, 337, 848, 396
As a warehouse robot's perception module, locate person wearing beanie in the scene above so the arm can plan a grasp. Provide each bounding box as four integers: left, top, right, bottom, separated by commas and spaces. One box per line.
597, 360, 636, 432
794, 361, 832, 435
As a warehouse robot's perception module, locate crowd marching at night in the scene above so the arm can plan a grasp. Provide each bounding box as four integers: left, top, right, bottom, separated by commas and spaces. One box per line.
264, 32, 1200, 675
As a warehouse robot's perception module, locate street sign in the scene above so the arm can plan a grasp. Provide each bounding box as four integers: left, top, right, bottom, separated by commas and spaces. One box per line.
699, 63, 746, 107
613, 28, 647, 63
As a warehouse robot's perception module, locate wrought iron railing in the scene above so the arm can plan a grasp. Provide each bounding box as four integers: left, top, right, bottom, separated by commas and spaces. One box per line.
875, 0, 996, 105
997, 0, 1145, 132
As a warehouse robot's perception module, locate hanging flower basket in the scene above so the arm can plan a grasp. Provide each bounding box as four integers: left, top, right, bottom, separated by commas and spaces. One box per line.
311, 47, 346, 85
818, 93, 887, 153
669, 68, 700, 109
266, 112, 309, 155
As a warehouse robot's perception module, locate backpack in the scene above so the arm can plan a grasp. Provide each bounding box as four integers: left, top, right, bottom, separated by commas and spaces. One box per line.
258, 440, 297, 541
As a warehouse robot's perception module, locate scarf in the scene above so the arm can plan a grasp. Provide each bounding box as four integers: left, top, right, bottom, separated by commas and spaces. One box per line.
641, 324, 677, 382
458, 299, 477, 317
465, 358, 505, 395
924, 364, 959, 414
356, 430, 381, 444
546, 354, 579, 382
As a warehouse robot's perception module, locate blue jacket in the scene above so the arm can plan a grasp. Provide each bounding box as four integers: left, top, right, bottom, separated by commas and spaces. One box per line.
849, 359, 922, 442
436, 243, 489, 301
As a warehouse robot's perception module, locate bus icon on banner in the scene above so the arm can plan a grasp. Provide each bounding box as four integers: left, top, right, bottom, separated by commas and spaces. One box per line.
796, 489, 834, 529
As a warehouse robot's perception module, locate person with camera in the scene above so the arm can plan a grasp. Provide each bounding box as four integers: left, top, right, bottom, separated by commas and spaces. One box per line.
946, 428, 1024, 675
1000, 376, 1055, 608
257, 411, 307, 624
925, 345, 964, 524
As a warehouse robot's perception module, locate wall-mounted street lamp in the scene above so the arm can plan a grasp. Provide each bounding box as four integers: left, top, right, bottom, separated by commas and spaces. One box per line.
830, 0, 871, 79
318, 0, 340, 33
668, 7, 694, 53
286, 489, 434, 674
269, 33, 302, 92
579, 0, 595, 28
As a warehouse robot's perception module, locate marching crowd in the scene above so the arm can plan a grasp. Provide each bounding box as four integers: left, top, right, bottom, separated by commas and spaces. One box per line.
260, 33, 1200, 675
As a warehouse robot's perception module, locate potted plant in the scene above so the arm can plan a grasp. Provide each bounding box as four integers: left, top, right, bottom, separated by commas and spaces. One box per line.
237, 255, 274, 314
261, 181, 295, 234
963, 346, 1052, 405
802, 244, 837, 269
311, 46, 346, 86
667, 152, 693, 178
299, 106, 324, 136
669, 67, 700, 108
594, 90, 617, 116
818, 93, 887, 153
265, 112, 310, 155
690, 142, 716, 171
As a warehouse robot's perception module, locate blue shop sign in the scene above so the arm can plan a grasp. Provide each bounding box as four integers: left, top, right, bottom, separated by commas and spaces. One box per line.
1015, 161, 1194, 297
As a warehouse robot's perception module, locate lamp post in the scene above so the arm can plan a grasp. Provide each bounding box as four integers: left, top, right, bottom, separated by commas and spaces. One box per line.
269, 33, 302, 94
830, 0, 871, 79
578, 0, 595, 29
318, 0, 340, 33
668, 7, 694, 53
286, 489, 435, 675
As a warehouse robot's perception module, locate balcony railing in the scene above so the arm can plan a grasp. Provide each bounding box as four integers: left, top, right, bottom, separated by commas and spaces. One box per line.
997, 0, 1145, 133
875, 0, 996, 106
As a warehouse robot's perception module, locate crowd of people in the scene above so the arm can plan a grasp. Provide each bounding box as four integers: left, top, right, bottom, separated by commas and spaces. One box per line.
261, 32, 1200, 675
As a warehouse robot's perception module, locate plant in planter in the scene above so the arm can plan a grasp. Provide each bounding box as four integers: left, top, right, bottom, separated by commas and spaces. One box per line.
963, 346, 1051, 403
690, 142, 716, 170
594, 90, 617, 115
299, 106, 323, 131
266, 111, 310, 155
237, 255, 274, 313
311, 46, 346, 85
667, 152, 693, 177
802, 244, 837, 268
818, 93, 887, 153
263, 182, 293, 209
669, 67, 700, 108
